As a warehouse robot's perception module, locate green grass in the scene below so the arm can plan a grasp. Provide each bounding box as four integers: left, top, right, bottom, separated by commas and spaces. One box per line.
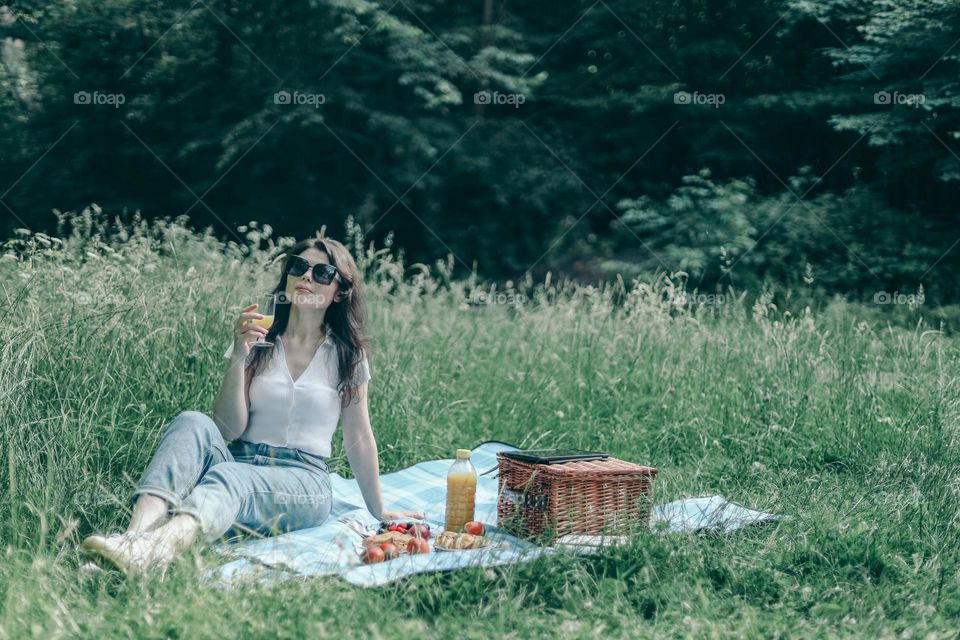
1, 210, 959, 638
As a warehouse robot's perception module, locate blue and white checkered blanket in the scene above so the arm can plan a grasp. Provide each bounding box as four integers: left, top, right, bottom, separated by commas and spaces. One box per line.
202, 441, 782, 588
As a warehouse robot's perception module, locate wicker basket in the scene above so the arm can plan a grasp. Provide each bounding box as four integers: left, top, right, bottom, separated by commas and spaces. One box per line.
496, 453, 657, 541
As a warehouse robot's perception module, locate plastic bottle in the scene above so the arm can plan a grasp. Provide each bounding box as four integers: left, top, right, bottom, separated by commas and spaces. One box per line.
444, 449, 477, 532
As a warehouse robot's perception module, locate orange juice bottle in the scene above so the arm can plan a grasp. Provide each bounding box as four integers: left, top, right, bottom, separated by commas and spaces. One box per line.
444, 449, 477, 532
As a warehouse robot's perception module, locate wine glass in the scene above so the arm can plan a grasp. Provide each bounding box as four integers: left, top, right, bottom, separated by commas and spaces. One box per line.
251, 293, 276, 347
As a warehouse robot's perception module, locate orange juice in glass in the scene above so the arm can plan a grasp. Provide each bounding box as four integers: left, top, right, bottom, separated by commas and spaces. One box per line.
252, 293, 276, 347
444, 449, 477, 532
251, 315, 274, 329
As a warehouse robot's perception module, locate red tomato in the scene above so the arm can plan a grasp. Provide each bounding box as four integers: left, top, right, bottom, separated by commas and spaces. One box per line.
361, 546, 385, 564
464, 521, 484, 536
380, 543, 400, 560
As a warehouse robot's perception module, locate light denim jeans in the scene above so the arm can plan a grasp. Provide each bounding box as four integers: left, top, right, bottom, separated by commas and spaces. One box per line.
128, 410, 333, 544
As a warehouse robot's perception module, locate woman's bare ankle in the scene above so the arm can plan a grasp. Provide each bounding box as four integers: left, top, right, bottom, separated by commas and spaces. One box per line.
127, 494, 171, 533
125, 516, 169, 534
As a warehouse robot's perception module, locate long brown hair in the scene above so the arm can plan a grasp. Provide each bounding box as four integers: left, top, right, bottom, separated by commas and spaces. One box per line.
247, 236, 370, 406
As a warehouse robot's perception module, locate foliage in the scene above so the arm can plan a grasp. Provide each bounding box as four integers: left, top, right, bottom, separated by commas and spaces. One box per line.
1, 0, 959, 300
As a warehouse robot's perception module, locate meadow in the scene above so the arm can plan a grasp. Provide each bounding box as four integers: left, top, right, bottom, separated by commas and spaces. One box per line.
1, 209, 958, 638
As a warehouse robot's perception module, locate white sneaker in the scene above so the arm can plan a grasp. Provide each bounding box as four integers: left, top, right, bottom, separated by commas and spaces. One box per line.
80, 531, 140, 571
81, 530, 175, 576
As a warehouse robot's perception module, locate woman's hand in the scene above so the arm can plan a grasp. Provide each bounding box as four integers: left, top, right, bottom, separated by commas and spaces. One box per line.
377, 508, 427, 521
233, 303, 268, 357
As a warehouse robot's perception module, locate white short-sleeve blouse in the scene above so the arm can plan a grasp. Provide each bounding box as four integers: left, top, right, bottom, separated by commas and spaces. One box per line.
223, 329, 371, 457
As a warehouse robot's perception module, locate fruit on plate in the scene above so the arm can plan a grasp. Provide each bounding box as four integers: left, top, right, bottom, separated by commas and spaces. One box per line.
377, 520, 432, 536
463, 521, 484, 536
359, 528, 435, 563
406, 538, 431, 555
361, 546, 385, 564
435, 531, 489, 550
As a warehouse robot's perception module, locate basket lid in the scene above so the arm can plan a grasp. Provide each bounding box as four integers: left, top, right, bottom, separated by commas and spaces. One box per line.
498, 452, 657, 477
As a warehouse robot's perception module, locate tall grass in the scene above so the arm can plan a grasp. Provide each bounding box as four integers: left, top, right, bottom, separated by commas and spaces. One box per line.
1, 208, 958, 637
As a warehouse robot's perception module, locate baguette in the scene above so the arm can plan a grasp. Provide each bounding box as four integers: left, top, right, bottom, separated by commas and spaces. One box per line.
362, 531, 413, 548
436, 531, 489, 550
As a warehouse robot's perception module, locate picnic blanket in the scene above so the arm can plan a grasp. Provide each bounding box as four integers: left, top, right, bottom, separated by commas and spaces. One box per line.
201, 441, 783, 588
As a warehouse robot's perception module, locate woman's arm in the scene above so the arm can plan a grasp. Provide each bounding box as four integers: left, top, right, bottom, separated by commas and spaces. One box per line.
341, 383, 426, 521
212, 304, 265, 442
212, 355, 252, 442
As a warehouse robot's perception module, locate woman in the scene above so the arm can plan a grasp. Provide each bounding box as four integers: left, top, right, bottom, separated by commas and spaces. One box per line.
81, 237, 424, 575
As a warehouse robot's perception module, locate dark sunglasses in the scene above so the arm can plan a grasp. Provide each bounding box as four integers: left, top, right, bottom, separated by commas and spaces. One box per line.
284, 255, 349, 287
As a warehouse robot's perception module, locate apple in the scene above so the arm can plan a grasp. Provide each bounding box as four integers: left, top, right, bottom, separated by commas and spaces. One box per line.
380, 543, 401, 560
464, 521, 484, 536
361, 546, 385, 564
404, 538, 429, 554
408, 524, 431, 539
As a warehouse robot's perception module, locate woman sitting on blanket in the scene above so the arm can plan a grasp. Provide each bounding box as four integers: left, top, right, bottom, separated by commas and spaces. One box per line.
81, 236, 425, 575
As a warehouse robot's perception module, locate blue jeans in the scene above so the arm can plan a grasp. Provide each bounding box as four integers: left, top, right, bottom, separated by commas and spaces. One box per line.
129, 410, 333, 544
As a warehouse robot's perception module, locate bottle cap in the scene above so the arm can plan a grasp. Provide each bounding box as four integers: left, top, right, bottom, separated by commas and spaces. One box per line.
456, 448, 471, 458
